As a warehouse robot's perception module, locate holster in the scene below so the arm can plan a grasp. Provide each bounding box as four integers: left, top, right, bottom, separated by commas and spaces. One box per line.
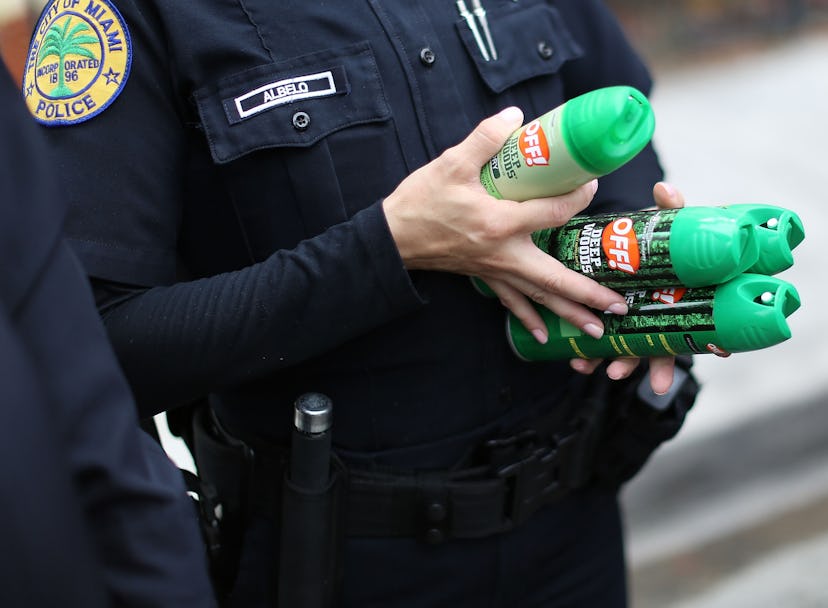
191, 404, 346, 608
590, 355, 701, 488
189, 405, 256, 603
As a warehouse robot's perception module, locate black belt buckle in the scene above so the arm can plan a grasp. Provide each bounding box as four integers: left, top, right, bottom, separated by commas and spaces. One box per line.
488, 430, 579, 529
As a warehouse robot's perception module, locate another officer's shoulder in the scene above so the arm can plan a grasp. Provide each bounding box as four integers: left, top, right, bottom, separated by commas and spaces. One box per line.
0, 66, 63, 313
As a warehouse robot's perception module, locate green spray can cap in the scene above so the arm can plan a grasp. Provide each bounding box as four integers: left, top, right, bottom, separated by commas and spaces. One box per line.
723, 204, 805, 275
561, 85, 656, 175
669, 207, 761, 287
712, 273, 800, 353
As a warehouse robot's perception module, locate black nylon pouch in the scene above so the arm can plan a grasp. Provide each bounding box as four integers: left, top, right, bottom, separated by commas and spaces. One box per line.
591, 356, 700, 489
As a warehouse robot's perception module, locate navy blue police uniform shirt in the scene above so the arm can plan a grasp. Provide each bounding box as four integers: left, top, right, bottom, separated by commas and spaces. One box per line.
2, 63, 216, 606
29, 0, 663, 468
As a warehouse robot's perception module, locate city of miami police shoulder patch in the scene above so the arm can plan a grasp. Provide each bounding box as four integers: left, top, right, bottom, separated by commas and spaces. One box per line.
22, 0, 132, 126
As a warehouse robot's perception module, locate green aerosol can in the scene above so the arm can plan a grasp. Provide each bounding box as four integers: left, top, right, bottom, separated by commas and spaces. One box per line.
480, 85, 656, 200
474, 85, 656, 296
533, 206, 763, 288
507, 274, 801, 361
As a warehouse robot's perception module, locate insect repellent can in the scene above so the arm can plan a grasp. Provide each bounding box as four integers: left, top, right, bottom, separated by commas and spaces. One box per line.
480, 85, 656, 201
532, 206, 762, 289
722, 204, 805, 276
473, 85, 654, 296
507, 273, 801, 361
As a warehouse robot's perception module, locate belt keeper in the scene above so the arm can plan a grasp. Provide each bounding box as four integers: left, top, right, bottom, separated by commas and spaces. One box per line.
419, 477, 451, 545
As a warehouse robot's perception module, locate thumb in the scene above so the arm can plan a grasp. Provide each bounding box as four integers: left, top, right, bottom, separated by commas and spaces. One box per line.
459, 106, 524, 170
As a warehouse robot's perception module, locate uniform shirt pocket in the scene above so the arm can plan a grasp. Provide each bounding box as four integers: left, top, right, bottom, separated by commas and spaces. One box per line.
456, 3, 583, 94
193, 41, 391, 163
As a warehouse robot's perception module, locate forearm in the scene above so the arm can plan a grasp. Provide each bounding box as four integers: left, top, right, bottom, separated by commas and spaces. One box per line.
95, 203, 422, 416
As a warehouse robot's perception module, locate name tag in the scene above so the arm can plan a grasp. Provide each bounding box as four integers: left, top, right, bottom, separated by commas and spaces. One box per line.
223, 66, 348, 124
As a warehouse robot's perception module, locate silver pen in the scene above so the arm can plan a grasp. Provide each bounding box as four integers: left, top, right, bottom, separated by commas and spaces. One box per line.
470, 0, 497, 60
456, 0, 490, 61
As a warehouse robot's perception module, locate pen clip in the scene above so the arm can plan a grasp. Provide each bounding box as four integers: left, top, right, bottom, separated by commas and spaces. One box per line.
470, 0, 497, 60
456, 0, 490, 61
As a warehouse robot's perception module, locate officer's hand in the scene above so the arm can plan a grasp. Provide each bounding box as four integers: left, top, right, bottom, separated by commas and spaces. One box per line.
570, 181, 686, 394
383, 107, 629, 342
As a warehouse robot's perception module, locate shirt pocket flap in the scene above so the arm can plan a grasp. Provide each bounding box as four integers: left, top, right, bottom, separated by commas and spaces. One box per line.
456, 4, 583, 94
193, 42, 391, 163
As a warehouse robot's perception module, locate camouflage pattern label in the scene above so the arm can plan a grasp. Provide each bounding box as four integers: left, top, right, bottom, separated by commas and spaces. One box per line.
534, 209, 681, 288
508, 284, 729, 360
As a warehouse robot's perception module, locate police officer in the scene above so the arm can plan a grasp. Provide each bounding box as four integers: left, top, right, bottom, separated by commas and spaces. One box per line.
0, 60, 215, 606
25, 1, 695, 606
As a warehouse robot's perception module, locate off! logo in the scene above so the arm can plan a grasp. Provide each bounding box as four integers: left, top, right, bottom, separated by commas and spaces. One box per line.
706, 343, 732, 357
518, 120, 549, 166
651, 287, 686, 305
601, 218, 640, 274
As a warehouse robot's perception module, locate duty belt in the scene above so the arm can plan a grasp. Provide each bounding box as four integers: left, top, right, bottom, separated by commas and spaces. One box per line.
346, 426, 592, 543
198, 402, 601, 545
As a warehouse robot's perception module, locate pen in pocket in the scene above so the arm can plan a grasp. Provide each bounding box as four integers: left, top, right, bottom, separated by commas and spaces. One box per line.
470, 0, 497, 60
456, 0, 490, 61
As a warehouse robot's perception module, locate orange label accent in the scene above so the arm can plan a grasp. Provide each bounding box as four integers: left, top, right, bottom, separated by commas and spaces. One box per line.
601, 217, 640, 274
518, 120, 550, 167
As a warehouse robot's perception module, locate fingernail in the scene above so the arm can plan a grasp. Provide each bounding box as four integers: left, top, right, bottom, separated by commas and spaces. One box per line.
531, 329, 548, 344
496, 106, 523, 124
570, 359, 590, 373
606, 302, 628, 315
582, 323, 603, 339
589, 179, 598, 195
660, 182, 677, 199
608, 367, 630, 381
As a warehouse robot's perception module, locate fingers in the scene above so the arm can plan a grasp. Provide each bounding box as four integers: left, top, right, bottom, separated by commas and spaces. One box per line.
488, 272, 615, 343
570, 357, 603, 375
488, 280, 549, 344
569, 358, 640, 379
507, 180, 598, 234
606, 358, 641, 381
453, 107, 525, 172
646, 356, 676, 395
501, 243, 628, 317
570, 356, 676, 397
653, 181, 685, 210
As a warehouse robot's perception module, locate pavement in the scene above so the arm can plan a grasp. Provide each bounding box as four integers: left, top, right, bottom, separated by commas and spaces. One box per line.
620, 24, 828, 608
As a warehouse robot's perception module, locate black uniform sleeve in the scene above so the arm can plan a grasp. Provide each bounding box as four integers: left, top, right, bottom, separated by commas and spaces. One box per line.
93, 199, 423, 416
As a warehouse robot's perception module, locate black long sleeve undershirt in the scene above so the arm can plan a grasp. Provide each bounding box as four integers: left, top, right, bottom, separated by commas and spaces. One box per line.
91, 202, 423, 418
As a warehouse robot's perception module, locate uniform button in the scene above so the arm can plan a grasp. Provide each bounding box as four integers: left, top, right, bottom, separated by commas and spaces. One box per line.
425, 528, 445, 544
292, 111, 310, 131
419, 47, 437, 66
537, 41, 554, 59
426, 502, 447, 522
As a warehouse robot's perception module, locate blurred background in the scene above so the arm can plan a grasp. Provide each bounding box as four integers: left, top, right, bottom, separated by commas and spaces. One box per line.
3, 1, 828, 606
607, 2, 828, 607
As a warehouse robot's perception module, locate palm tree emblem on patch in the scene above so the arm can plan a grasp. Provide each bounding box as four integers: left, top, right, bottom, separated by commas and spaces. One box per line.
38, 16, 98, 98
22, 0, 132, 126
